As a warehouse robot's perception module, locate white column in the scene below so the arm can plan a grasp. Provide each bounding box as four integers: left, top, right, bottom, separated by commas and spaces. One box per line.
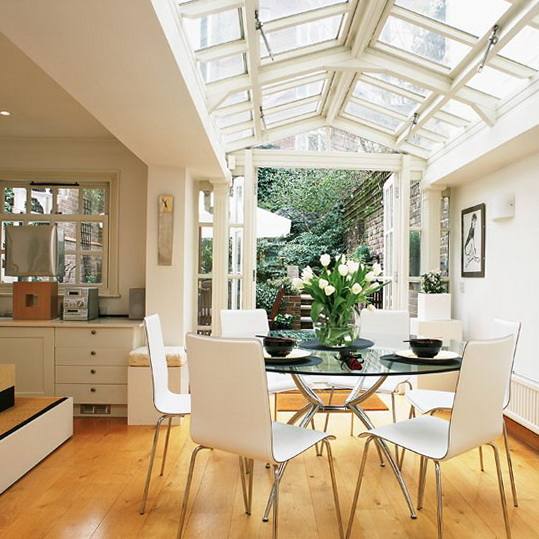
242, 150, 256, 309
420, 185, 444, 274
210, 180, 230, 335
396, 155, 411, 310
145, 165, 192, 345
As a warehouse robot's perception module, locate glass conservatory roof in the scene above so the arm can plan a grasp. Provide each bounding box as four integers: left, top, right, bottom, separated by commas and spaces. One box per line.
177, 0, 539, 158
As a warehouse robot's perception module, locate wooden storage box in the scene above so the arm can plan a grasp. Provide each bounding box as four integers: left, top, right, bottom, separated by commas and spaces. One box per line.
13, 282, 58, 320
0, 365, 15, 412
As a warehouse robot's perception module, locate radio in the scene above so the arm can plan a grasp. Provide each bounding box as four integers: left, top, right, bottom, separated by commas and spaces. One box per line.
63, 287, 99, 320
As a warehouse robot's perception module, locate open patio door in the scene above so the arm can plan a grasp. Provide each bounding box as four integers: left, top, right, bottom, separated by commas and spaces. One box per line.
383, 167, 410, 310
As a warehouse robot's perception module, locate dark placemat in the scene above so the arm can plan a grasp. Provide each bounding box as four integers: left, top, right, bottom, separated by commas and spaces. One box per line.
380, 353, 461, 366
300, 338, 374, 351
265, 355, 322, 367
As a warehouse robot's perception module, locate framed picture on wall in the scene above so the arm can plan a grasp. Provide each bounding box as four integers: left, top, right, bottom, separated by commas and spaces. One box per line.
461, 203, 485, 277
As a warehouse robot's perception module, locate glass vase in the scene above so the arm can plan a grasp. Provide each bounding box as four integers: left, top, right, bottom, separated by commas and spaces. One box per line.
313, 316, 359, 348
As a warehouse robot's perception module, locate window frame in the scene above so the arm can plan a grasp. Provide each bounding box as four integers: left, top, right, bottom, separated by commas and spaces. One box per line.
0, 170, 120, 297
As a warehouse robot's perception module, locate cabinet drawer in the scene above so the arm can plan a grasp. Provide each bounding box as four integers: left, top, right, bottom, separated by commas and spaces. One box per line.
56, 383, 127, 404
55, 328, 135, 349
56, 365, 127, 384
55, 347, 129, 366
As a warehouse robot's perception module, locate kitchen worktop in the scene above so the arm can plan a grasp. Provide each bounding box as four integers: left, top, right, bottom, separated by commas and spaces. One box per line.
0, 317, 142, 328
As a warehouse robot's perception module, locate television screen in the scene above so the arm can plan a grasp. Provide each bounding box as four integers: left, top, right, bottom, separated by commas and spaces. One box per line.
5, 224, 64, 277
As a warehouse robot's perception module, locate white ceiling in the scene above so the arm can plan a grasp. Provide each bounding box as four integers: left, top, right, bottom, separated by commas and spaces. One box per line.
0, 1, 228, 178
0, 33, 111, 139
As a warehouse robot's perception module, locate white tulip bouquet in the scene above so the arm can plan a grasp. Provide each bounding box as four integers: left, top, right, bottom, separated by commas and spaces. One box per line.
292, 254, 384, 346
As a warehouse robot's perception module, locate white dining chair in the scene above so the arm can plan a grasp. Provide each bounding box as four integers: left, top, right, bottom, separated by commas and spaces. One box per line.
178, 333, 343, 539
220, 309, 299, 419
322, 309, 412, 436
139, 314, 191, 515
346, 335, 515, 539
405, 318, 521, 506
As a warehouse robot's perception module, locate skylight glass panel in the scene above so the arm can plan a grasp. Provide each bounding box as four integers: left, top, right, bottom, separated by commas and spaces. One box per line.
345, 102, 401, 131
394, 0, 509, 37
224, 129, 253, 144
218, 91, 249, 108
407, 133, 438, 150
215, 110, 252, 129
379, 16, 471, 68
264, 102, 318, 125
183, 9, 242, 50
441, 100, 480, 122
423, 118, 462, 139
259, 0, 347, 22
199, 54, 245, 83
263, 81, 324, 109
353, 80, 417, 115
367, 73, 428, 97
261, 15, 342, 57
498, 26, 539, 70
466, 66, 527, 99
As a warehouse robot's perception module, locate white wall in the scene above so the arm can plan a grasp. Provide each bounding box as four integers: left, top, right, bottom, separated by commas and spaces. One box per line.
145, 165, 196, 345
0, 137, 147, 315
450, 150, 539, 383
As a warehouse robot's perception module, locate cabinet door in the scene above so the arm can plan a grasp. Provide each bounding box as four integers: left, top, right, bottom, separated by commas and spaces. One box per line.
0, 328, 55, 395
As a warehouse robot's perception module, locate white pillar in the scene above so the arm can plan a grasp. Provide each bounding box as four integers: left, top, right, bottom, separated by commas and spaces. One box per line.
242, 150, 256, 309
420, 185, 444, 274
145, 165, 194, 345
210, 180, 230, 335
396, 155, 411, 310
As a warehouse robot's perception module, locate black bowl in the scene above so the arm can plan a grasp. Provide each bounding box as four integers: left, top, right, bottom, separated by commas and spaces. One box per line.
407, 338, 442, 358
262, 336, 295, 358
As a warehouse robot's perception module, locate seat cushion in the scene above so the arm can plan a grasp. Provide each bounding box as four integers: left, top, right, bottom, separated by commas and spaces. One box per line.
406, 389, 454, 414
367, 415, 449, 460
271, 422, 329, 463
266, 372, 297, 394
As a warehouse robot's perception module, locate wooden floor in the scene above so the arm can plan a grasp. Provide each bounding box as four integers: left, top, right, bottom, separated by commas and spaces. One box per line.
1, 397, 538, 539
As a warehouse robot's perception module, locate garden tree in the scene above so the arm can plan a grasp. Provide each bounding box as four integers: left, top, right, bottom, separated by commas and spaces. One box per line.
256, 167, 367, 308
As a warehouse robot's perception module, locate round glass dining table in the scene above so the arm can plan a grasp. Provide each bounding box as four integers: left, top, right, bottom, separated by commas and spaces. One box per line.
263, 330, 464, 521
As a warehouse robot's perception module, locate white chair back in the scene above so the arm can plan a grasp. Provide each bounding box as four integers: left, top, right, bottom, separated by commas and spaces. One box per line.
144, 314, 173, 414
446, 336, 514, 459
492, 318, 521, 408
186, 333, 274, 462
359, 309, 410, 349
220, 309, 270, 338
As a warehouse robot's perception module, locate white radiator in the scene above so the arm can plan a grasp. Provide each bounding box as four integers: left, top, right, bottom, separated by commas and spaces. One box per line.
505, 374, 539, 434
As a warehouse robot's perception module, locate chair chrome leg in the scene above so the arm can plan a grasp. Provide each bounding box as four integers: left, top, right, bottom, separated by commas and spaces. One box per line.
503, 422, 518, 507
391, 391, 399, 463
140, 415, 166, 515
239, 456, 250, 514
272, 465, 281, 539
323, 438, 344, 539
273, 393, 278, 422
487, 443, 512, 539
247, 459, 254, 515
319, 387, 335, 457
160, 416, 173, 476
346, 436, 373, 539
417, 456, 428, 510
350, 413, 354, 437
434, 461, 443, 539
479, 445, 485, 472
177, 445, 208, 539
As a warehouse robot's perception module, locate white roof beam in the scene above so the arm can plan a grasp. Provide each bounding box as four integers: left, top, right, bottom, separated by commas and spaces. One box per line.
348, 95, 408, 122
332, 116, 396, 147
178, 0, 243, 18
195, 40, 248, 63
433, 110, 469, 128
391, 5, 478, 46
262, 3, 349, 33
263, 73, 327, 94
360, 74, 425, 102
242, 0, 263, 141
207, 74, 251, 111
264, 94, 321, 115
470, 103, 497, 126
264, 112, 323, 135
326, 0, 389, 122
221, 120, 254, 135
213, 99, 252, 117
489, 55, 537, 78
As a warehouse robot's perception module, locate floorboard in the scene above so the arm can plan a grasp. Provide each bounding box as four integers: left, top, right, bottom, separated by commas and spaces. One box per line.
0, 397, 538, 539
